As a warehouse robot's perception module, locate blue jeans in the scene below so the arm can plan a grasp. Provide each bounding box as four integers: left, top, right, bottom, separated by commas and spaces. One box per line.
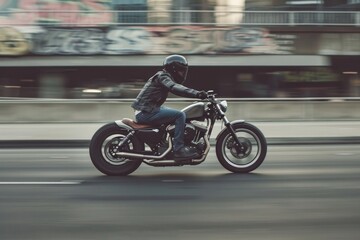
135, 107, 186, 152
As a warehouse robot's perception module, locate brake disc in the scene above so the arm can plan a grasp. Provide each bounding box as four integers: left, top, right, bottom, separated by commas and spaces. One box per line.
226, 137, 252, 159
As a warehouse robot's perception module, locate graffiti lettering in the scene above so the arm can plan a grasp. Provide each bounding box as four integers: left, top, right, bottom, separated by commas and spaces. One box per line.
164, 28, 280, 54
2, 26, 360, 56
222, 28, 276, 53
31, 27, 153, 55
0, 27, 29, 55
164, 28, 216, 54
0, 0, 111, 26
105, 28, 152, 54
0, 26, 297, 56
32, 28, 104, 55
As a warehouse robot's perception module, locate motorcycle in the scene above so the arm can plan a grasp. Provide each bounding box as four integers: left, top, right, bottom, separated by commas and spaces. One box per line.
89, 91, 267, 176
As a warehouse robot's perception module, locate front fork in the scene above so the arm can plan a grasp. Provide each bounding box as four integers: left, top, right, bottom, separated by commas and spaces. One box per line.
223, 117, 246, 154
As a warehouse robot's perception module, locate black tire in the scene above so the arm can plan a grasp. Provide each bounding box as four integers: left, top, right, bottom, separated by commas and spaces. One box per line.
216, 122, 267, 173
89, 123, 143, 176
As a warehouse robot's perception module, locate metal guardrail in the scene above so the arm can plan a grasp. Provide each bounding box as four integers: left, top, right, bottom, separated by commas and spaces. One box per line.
1, 97, 360, 103
0, 10, 359, 26
1, 97, 360, 123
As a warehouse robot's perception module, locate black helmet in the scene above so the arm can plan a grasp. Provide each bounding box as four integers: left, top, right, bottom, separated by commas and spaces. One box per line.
163, 55, 188, 84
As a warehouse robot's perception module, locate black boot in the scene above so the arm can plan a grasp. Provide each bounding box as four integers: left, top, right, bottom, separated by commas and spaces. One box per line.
174, 146, 199, 160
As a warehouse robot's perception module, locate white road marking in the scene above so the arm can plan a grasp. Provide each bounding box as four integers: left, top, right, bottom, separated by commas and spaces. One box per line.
336, 152, 355, 156
0, 181, 82, 185
50, 156, 70, 159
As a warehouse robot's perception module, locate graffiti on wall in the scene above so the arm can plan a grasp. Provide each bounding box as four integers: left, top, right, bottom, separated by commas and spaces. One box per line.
0, 27, 29, 55
0, 0, 111, 26
0, 26, 295, 56
154, 27, 283, 54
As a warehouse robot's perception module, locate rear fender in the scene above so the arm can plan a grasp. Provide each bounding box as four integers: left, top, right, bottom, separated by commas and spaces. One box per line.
115, 120, 133, 131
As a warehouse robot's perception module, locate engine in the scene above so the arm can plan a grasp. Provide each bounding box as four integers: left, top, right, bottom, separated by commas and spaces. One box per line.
168, 122, 208, 147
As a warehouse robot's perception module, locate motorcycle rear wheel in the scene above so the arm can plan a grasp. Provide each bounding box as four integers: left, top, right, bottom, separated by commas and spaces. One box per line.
216, 122, 267, 173
89, 123, 143, 176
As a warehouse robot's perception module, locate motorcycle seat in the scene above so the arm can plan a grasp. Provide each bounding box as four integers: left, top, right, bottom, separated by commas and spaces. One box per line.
122, 118, 153, 129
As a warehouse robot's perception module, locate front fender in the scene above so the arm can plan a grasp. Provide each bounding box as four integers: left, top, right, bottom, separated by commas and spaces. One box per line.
216, 120, 246, 141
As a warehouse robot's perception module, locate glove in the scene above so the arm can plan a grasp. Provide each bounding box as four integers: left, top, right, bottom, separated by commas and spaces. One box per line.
197, 90, 207, 99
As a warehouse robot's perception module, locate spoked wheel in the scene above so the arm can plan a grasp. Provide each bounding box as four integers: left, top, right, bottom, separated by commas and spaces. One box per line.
89, 123, 143, 176
216, 122, 267, 173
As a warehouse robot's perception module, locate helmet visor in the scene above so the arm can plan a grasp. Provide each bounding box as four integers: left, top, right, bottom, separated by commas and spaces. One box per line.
177, 66, 188, 84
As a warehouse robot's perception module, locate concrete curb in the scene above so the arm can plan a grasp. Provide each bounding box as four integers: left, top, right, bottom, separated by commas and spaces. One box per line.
1, 137, 360, 149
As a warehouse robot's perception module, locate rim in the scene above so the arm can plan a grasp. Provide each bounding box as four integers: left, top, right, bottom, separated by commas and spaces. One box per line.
101, 134, 134, 166
221, 129, 262, 169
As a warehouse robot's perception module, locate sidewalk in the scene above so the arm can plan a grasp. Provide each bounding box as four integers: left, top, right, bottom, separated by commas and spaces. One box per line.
0, 121, 360, 148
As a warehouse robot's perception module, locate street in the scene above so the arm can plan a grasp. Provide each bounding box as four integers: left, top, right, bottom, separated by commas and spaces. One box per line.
0, 145, 359, 240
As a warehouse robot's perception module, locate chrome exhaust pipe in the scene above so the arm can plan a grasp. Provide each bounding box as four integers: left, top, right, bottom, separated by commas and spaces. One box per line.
115, 138, 172, 160
115, 134, 210, 164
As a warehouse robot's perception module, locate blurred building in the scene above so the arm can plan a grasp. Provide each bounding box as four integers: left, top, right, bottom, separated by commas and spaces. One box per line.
0, 0, 359, 99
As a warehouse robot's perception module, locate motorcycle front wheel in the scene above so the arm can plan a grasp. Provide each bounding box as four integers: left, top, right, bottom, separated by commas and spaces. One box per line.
216, 122, 267, 173
89, 123, 143, 176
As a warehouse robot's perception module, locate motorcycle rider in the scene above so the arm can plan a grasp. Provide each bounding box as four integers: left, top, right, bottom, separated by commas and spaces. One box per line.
131, 55, 207, 160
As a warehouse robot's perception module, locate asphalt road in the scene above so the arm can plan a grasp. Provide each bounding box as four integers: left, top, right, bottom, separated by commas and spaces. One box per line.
0, 145, 359, 240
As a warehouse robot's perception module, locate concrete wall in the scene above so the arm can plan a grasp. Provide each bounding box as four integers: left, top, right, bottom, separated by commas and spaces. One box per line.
0, 99, 359, 123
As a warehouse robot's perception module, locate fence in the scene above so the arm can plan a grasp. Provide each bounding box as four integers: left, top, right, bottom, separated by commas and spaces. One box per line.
0, 10, 359, 26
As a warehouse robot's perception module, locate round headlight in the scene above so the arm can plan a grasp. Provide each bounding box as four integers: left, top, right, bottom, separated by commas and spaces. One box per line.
219, 100, 228, 113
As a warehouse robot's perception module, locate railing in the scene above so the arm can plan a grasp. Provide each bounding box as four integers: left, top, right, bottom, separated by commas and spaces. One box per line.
0, 10, 359, 27
242, 11, 360, 26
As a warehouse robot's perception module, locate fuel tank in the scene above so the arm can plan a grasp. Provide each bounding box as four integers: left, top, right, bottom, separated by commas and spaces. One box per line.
181, 102, 206, 121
